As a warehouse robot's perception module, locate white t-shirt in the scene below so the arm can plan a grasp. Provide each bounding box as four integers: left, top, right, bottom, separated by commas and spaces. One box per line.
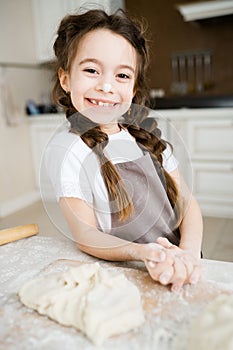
44, 127, 178, 232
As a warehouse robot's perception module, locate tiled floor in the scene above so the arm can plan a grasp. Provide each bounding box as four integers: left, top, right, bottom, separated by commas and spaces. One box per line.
0, 200, 232, 262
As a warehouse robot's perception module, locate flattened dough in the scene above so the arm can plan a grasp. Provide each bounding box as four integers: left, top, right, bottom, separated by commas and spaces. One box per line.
178, 294, 233, 350
19, 263, 145, 345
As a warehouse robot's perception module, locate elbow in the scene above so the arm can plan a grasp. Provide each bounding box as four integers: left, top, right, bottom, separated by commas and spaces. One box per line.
76, 242, 96, 258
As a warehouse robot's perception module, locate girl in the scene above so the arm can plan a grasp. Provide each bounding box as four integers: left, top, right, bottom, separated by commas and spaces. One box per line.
45, 9, 203, 292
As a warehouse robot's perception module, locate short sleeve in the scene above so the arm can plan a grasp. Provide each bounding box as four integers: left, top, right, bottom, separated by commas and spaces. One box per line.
162, 146, 178, 173
44, 142, 93, 203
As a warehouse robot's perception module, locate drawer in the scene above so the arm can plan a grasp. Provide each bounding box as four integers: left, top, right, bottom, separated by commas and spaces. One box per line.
187, 119, 233, 161
192, 161, 233, 218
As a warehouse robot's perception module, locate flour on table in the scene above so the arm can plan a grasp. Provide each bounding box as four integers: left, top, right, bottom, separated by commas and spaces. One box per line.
18, 262, 145, 345
176, 294, 233, 350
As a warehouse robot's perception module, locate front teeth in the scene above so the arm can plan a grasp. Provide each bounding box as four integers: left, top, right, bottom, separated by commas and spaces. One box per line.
90, 99, 114, 107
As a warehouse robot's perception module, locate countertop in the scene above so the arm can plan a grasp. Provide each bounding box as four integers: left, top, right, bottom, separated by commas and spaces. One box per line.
149, 95, 233, 110
26, 108, 233, 125
0, 236, 232, 349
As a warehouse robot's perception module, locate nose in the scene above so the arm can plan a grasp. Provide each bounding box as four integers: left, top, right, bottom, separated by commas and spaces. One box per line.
96, 81, 113, 94
102, 83, 112, 93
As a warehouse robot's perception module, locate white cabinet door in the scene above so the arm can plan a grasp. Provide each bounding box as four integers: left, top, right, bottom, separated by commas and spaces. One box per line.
185, 116, 233, 218
192, 161, 233, 218
29, 115, 65, 187
32, 0, 71, 62
187, 118, 233, 161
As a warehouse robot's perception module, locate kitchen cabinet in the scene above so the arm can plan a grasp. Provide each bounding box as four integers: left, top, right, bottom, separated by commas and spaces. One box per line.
32, 0, 72, 62
191, 161, 233, 216
0, 0, 125, 64
187, 117, 233, 218
155, 108, 233, 218
29, 114, 66, 188
187, 118, 232, 161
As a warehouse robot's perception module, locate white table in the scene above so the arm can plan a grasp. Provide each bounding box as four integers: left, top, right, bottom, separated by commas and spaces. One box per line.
0, 236, 232, 350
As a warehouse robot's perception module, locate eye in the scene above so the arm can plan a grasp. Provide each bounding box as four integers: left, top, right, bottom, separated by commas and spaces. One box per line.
117, 73, 130, 80
84, 68, 98, 75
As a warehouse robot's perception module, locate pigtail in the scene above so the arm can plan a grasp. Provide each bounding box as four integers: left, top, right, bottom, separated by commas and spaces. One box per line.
82, 129, 134, 221
69, 114, 134, 221
123, 116, 181, 222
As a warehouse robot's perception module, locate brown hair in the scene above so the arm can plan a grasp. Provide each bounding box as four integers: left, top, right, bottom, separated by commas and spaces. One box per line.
53, 9, 179, 223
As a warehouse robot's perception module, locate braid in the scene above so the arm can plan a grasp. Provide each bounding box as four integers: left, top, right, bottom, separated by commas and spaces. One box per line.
123, 117, 180, 214
69, 114, 134, 221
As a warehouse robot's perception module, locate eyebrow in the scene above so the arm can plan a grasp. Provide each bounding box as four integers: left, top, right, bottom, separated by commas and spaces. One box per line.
79, 58, 135, 74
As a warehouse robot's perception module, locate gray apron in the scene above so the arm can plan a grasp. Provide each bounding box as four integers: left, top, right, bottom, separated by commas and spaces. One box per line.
110, 152, 180, 245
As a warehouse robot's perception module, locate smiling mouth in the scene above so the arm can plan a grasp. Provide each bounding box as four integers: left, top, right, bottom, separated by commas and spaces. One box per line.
87, 98, 117, 107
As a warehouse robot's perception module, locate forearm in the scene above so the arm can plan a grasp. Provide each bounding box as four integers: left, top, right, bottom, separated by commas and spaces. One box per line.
75, 226, 142, 261
76, 228, 166, 265
59, 198, 141, 261
59, 197, 165, 265
178, 195, 203, 258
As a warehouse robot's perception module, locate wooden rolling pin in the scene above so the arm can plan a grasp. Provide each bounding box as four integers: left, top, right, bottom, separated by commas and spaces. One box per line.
0, 224, 39, 245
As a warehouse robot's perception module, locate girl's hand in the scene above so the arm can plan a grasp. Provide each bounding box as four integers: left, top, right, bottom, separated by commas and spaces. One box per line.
137, 242, 167, 265
153, 237, 202, 291
157, 237, 202, 290
136, 242, 173, 285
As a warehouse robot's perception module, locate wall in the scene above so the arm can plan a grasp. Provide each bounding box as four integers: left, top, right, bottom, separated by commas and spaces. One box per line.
125, 0, 233, 96
0, 66, 53, 218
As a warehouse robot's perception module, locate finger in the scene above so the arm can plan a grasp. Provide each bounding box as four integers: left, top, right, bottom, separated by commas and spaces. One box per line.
171, 257, 187, 292
145, 259, 158, 281
189, 265, 203, 285
145, 243, 166, 263
156, 237, 173, 249
145, 257, 174, 284
147, 260, 157, 269
180, 255, 195, 282
158, 265, 174, 285
145, 259, 173, 283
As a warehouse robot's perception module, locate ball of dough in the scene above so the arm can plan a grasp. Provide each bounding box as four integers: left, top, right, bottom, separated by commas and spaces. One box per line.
19, 263, 145, 345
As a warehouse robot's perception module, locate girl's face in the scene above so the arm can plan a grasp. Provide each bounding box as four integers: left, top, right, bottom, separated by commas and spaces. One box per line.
59, 29, 137, 127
